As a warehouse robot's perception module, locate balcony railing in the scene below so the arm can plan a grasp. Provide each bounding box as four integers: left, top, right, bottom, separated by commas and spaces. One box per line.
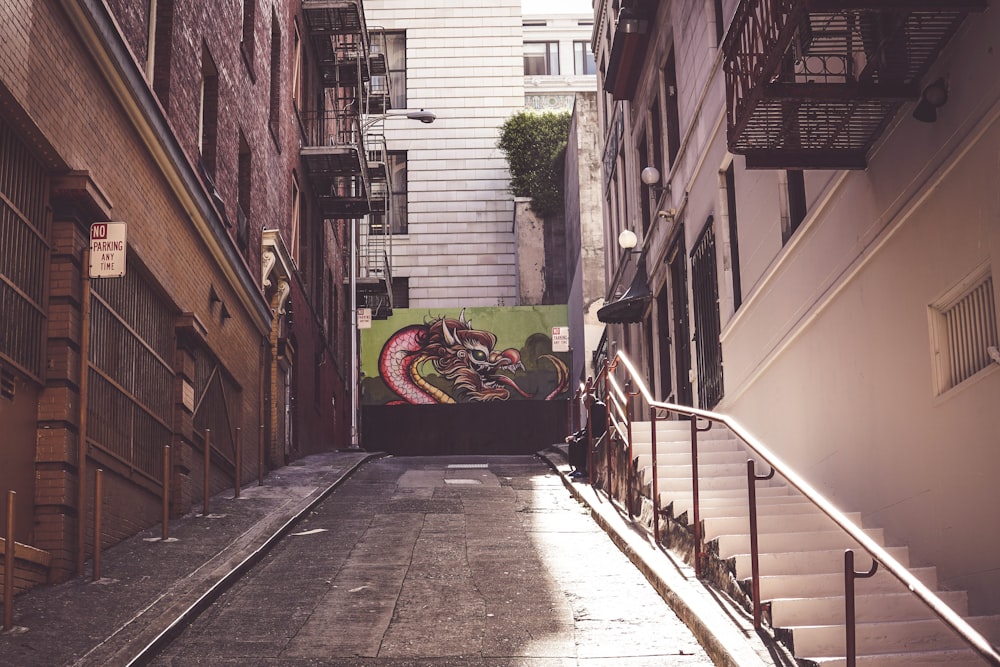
722, 0, 986, 169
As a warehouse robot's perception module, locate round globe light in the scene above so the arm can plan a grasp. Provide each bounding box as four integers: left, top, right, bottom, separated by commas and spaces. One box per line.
618, 229, 638, 250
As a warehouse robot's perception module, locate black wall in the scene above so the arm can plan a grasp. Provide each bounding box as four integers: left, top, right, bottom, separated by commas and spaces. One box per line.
361, 401, 568, 456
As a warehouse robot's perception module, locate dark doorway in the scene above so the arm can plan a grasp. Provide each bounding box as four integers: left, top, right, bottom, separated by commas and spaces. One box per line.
667, 230, 693, 408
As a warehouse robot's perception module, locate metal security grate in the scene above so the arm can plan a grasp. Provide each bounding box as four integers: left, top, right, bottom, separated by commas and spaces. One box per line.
691, 218, 724, 409
940, 276, 997, 391
0, 119, 49, 382
88, 270, 174, 482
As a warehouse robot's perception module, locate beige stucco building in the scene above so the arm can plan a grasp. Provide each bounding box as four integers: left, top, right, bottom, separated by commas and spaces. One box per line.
592, 0, 1000, 632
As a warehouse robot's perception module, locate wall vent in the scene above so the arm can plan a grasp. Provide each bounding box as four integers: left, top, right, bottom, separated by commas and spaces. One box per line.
930, 268, 998, 395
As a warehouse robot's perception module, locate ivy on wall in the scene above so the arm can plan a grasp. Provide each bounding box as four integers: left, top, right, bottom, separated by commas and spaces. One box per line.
497, 110, 571, 218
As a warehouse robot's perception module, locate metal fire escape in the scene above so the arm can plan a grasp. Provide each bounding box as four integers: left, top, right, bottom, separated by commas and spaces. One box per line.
722, 0, 987, 169
299, 0, 393, 319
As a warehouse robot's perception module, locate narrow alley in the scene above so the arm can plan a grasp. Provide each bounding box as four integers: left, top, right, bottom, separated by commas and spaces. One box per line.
151, 456, 715, 665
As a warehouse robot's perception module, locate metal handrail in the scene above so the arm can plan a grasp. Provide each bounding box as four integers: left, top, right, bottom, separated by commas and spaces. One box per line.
593, 350, 1000, 666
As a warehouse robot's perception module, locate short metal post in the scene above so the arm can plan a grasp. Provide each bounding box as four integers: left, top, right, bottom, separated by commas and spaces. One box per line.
845, 550, 878, 667
258, 424, 265, 486
4, 490, 15, 631
624, 392, 635, 520
650, 407, 660, 544
234, 427, 242, 499
202, 428, 211, 516
162, 445, 171, 541
690, 419, 701, 577
748, 459, 775, 628
583, 378, 593, 482
93, 469, 103, 581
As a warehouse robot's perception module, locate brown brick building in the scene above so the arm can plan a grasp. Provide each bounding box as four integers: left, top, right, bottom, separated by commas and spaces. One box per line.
0, 0, 377, 585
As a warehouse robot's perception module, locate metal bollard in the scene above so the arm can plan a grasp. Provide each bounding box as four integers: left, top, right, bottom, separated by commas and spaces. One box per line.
162, 445, 171, 541
4, 490, 15, 631
203, 429, 211, 516
93, 469, 103, 581
258, 424, 265, 486
234, 427, 242, 499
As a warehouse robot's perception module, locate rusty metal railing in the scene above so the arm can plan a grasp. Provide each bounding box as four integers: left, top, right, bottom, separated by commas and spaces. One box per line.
588, 350, 1000, 666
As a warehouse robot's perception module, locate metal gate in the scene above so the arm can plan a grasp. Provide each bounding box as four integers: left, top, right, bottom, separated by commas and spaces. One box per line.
0, 117, 49, 540
691, 217, 724, 409
88, 270, 174, 482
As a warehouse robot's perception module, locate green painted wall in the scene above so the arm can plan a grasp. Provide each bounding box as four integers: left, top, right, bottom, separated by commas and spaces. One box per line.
361, 305, 571, 405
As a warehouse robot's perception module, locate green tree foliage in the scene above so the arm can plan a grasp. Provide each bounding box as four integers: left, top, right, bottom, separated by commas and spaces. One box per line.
497, 111, 571, 218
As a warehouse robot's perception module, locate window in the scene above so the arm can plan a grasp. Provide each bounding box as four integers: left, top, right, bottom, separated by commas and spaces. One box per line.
291, 24, 303, 112
713, 0, 726, 45
387, 151, 407, 234
392, 277, 410, 309
782, 169, 807, 244
930, 269, 998, 395
290, 178, 300, 262
240, 0, 256, 74
385, 31, 406, 109
574, 41, 596, 75
524, 42, 559, 75
237, 132, 252, 254
268, 11, 281, 140
691, 218, 724, 408
199, 45, 219, 179
149, 0, 175, 105
724, 163, 742, 310
662, 49, 681, 169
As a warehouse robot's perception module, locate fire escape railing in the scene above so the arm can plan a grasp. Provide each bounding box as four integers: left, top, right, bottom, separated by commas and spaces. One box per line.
579, 350, 1000, 666
722, 0, 987, 169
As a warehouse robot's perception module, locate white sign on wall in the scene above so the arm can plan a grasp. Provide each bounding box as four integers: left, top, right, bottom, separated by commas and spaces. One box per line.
358, 308, 372, 330
90, 222, 127, 278
551, 326, 570, 352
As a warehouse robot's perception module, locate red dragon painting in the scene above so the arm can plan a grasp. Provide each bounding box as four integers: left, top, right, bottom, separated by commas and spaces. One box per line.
377, 310, 569, 404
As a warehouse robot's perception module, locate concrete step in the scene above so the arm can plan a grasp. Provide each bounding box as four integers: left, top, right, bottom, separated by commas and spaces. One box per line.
731, 546, 910, 579
703, 511, 865, 541
714, 528, 887, 559
630, 438, 741, 457
640, 461, 751, 486
788, 615, 1000, 659
808, 647, 994, 666
770, 591, 970, 627
753, 566, 939, 600
668, 485, 795, 517
629, 420, 732, 438
634, 448, 749, 468
698, 496, 816, 519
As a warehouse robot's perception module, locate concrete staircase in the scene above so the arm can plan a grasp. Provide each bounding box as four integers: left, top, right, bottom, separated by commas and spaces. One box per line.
625, 419, 1000, 665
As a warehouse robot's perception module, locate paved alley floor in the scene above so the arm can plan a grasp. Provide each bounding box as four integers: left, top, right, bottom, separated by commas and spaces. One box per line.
152, 455, 716, 665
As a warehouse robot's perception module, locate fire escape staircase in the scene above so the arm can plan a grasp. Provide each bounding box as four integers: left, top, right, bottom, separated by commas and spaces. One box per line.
587, 354, 1000, 666
300, 0, 392, 318
721, 0, 988, 169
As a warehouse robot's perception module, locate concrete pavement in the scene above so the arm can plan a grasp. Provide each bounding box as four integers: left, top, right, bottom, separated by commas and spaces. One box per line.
0, 447, 787, 666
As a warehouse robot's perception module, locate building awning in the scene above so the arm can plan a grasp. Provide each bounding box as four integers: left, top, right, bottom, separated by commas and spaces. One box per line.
598, 256, 651, 324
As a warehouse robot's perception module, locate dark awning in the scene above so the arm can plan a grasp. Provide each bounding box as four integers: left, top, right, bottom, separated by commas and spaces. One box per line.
598, 256, 651, 324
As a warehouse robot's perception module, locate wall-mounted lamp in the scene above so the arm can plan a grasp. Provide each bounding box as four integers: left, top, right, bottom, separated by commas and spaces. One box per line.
641, 166, 668, 197
913, 78, 948, 123
220, 303, 232, 321
618, 228, 639, 253
209, 284, 221, 306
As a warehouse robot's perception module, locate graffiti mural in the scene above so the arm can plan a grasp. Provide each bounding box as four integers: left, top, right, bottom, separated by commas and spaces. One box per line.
361, 306, 571, 405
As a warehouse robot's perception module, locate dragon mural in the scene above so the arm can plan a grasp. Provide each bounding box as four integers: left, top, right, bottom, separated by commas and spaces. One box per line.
377, 310, 568, 404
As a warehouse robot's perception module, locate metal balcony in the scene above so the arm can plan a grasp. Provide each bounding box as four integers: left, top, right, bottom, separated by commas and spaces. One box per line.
302, 1, 370, 90
299, 109, 371, 218
357, 133, 392, 318
722, 0, 986, 169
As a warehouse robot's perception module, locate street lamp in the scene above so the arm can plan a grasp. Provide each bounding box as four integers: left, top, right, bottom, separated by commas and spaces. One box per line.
362, 108, 436, 132
348, 109, 436, 449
